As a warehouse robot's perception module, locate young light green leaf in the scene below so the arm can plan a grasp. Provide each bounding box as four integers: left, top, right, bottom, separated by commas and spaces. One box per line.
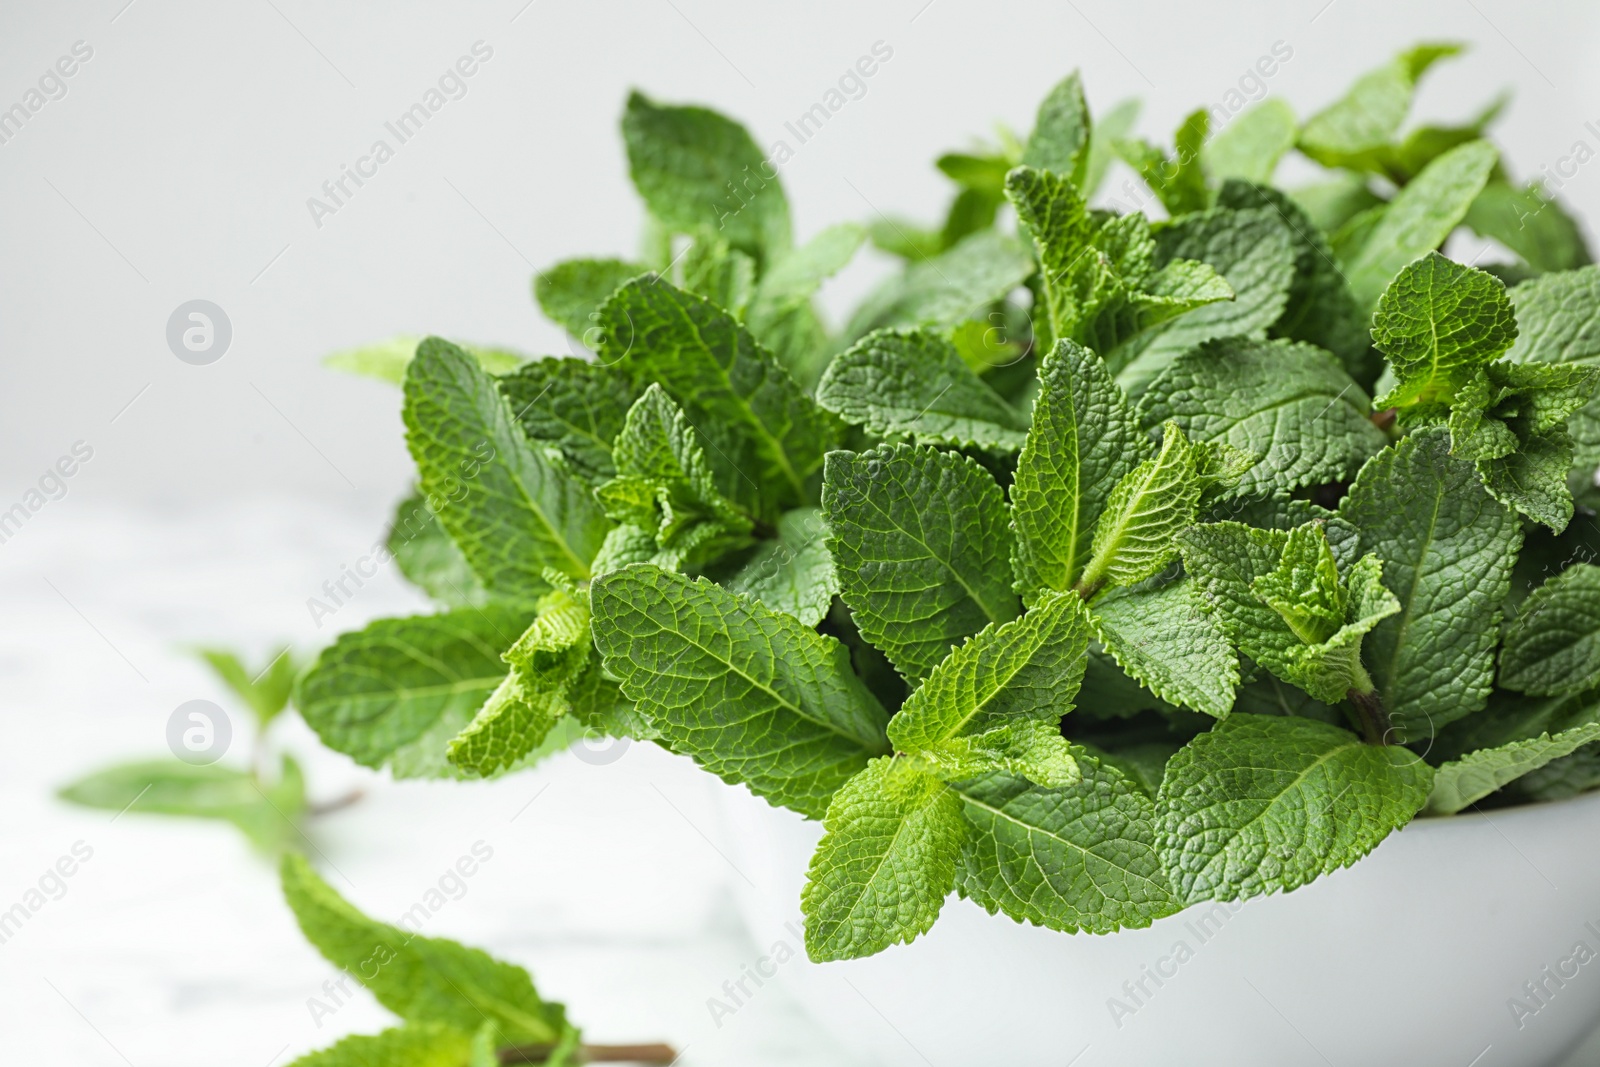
844, 229, 1034, 340
816, 328, 1028, 451
196, 646, 296, 728
1298, 42, 1464, 174
1089, 579, 1238, 718
1156, 714, 1432, 904
1507, 265, 1600, 466
497, 357, 637, 487
58, 757, 305, 852
590, 565, 889, 819
802, 757, 965, 961
956, 757, 1178, 933
722, 507, 838, 627
622, 91, 790, 262
1371, 251, 1518, 410
747, 223, 866, 383
534, 258, 647, 343
284, 1024, 477, 1067
296, 604, 535, 779
594, 384, 755, 570
385, 490, 489, 608
1077, 421, 1201, 597
404, 338, 611, 597
1022, 71, 1091, 186
1117, 109, 1210, 217
1344, 139, 1498, 312
888, 591, 1091, 759
599, 275, 840, 522
324, 337, 525, 386
1500, 564, 1600, 696
1205, 99, 1297, 186
1136, 337, 1386, 499
823, 444, 1021, 682
1010, 339, 1152, 600
281, 853, 576, 1047
1339, 428, 1522, 739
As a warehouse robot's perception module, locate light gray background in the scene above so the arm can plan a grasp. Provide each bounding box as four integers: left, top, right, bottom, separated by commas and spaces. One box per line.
5, 2, 1600, 1065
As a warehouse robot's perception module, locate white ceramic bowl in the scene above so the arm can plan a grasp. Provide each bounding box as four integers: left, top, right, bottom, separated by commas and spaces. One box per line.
716, 783, 1600, 1067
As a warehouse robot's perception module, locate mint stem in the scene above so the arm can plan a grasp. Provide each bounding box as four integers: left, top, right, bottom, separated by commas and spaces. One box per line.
1345, 687, 1391, 745
499, 1043, 677, 1065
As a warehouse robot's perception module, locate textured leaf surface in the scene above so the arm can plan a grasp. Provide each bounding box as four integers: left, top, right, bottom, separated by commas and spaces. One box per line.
385, 490, 488, 608
1344, 139, 1498, 312
1340, 430, 1522, 739
1010, 339, 1151, 599
1089, 580, 1238, 718
1500, 564, 1600, 696
802, 757, 965, 960
1022, 71, 1091, 185
622, 91, 789, 261
590, 565, 889, 818
404, 338, 610, 597
1137, 337, 1386, 498
296, 605, 533, 779
1427, 716, 1600, 815
282, 854, 574, 1045
723, 507, 838, 627
956, 758, 1177, 933
888, 592, 1091, 754
599, 276, 839, 521
497, 357, 637, 486
1508, 266, 1600, 465
823, 445, 1020, 682
1079, 422, 1200, 594
817, 328, 1027, 451
1370, 252, 1517, 410
1156, 715, 1432, 903
534, 258, 645, 342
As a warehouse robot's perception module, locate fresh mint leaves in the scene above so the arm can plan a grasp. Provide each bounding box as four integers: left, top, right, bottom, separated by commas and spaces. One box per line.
283, 53, 1600, 971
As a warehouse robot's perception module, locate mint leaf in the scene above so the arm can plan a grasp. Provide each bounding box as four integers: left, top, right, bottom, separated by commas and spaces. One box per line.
816, 328, 1028, 451
1468, 180, 1592, 274
956, 756, 1178, 933
1083, 98, 1140, 198
1298, 43, 1464, 175
1507, 265, 1600, 466
58, 757, 305, 852
802, 757, 965, 961
196, 646, 296, 728
1214, 181, 1369, 376
297, 605, 534, 779
823, 444, 1021, 682
386, 490, 488, 608
446, 588, 593, 777
498, 356, 637, 487
1116, 206, 1296, 390
682, 236, 757, 316
1371, 251, 1518, 410
590, 565, 889, 818
281, 853, 576, 1047
1500, 564, 1600, 696
622, 91, 790, 263
1117, 109, 1210, 217
1078, 421, 1201, 596
1205, 100, 1297, 186
1427, 698, 1600, 814
324, 336, 525, 386
1340, 428, 1522, 739
1345, 139, 1498, 312
1010, 339, 1152, 600
723, 506, 838, 627
285, 1024, 476, 1067
595, 384, 754, 570
844, 229, 1034, 341
404, 338, 610, 597
1022, 71, 1091, 185
1089, 579, 1238, 718
534, 259, 645, 343
1137, 336, 1386, 499
599, 275, 840, 522
887, 591, 1091, 784
747, 223, 866, 385
1156, 714, 1432, 904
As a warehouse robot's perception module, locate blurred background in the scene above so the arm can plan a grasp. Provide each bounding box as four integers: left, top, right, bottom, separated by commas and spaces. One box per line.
3, 0, 1600, 1063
